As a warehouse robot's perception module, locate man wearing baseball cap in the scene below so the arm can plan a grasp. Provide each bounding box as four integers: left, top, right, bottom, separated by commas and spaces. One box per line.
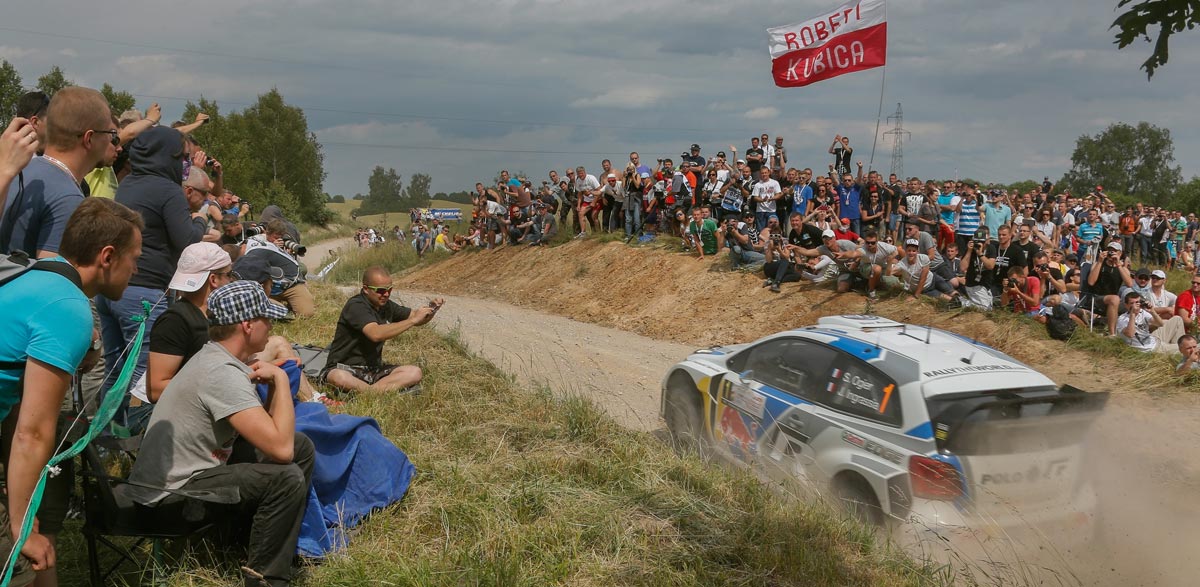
142, 243, 235, 415
129, 280, 312, 587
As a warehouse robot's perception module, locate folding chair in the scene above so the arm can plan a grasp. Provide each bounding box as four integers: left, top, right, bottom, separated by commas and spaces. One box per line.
78, 436, 239, 586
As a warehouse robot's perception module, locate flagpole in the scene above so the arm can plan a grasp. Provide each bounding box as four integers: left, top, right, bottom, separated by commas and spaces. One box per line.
867, 67, 886, 175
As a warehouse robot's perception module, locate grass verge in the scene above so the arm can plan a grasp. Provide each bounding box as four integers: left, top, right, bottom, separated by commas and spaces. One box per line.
59, 281, 945, 586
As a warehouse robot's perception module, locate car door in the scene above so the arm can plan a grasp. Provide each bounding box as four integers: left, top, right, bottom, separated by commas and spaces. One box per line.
721, 338, 840, 483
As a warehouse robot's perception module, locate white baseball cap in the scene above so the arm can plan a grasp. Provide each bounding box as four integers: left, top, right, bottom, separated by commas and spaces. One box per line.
169, 242, 232, 293
821, 229, 836, 239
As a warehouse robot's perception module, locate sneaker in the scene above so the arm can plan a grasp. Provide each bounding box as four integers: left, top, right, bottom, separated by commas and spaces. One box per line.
575, 231, 587, 239
762, 279, 775, 288
867, 290, 878, 301
399, 384, 423, 396
769, 283, 781, 293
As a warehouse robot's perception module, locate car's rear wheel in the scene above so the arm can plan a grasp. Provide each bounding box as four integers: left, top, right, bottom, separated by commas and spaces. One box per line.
663, 374, 709, 458
834, 474, 885, 527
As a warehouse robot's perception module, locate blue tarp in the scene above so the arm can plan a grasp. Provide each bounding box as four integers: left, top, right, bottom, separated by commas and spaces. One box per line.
257, 360, 416, 557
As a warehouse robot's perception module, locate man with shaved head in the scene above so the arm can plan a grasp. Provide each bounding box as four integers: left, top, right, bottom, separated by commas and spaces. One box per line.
1, 86, 114, 256
320, 266, 444, 394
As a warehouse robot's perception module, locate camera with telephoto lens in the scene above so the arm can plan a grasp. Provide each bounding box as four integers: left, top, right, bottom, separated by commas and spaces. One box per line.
245, 223, 267, 237
280, 237, 307, 257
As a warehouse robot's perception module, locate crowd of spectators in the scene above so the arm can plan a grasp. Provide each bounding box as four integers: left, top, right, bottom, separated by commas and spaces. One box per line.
457, 135, 1200, 367
0, 87, 432, 586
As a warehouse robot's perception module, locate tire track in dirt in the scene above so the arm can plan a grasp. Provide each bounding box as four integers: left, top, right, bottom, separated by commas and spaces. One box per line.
393, 289, 694, 432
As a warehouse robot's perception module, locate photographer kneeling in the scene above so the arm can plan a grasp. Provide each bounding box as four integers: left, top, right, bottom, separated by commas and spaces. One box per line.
241, 218, 315, 317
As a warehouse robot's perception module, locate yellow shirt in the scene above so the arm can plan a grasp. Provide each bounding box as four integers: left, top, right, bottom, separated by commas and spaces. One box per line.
84, 167, 118, 199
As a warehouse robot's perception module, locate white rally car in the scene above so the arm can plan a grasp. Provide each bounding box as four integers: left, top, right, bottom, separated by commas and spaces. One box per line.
660, 315, 1107, 542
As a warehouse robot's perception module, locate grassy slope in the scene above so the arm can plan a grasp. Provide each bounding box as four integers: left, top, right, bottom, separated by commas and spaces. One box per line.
59, 279, 944, 586
327, 199, 474, 233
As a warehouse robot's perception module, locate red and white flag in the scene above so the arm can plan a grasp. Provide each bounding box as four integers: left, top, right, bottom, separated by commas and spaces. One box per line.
767, 0, 887, 88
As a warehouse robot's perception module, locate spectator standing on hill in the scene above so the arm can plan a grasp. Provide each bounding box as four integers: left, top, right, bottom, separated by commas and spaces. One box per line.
1086, 241, 1133, 335
935, 182, 960, 249
988, 225, 1026, 296
2, 87, 115, 256
960, 227, 997, 309
830, 163, 863, 234
1076, 209, 1105, 263
574, 165, 601, 236
745, 137, 765, 175
982, 193, 1013, 240
751, 167, 782, 231
828, 135, 852, 177
601, 173, 625, 234
104, 125, 208, 425
954, 184, 983, 252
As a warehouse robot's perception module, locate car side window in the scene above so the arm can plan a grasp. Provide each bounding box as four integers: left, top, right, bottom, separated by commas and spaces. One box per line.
740, 338, 839, 399
813, 352, 902, 426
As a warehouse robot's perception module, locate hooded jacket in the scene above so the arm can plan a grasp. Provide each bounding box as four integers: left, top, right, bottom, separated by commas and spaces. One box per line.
116, 127, 206, 290
259, 205, 301, 242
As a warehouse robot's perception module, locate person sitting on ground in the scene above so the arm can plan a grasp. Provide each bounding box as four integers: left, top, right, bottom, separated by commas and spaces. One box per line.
128, 280, 312, 587
762, 214, 824, 292
893, 237, 959, 303
1176, 335, 1200, 374
1118, 291, 1189, 353
722, 212, 765, 270
792, 229, 862, 295
852, 229, 900, 297
1037, 293, 1089, 340
999, 265, 1041, 314
321, 266, 442, 394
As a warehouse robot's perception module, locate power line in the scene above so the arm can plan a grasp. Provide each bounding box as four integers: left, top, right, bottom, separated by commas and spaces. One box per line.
882, 103, 910, 179
132, 92, 762, 135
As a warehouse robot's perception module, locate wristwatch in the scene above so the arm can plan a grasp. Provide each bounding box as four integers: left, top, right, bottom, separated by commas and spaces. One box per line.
91, 338, 102, 352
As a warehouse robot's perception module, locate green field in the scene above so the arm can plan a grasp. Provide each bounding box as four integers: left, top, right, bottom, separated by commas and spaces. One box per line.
326, 200, 474, 231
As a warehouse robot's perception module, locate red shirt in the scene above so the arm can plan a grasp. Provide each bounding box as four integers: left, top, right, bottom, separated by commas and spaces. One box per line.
1175, 290, 1200, 321
833, 229, 860, 242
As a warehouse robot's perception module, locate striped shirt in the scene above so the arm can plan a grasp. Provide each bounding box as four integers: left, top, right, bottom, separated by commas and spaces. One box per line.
1076, 221, 1104, 244
957, 198, 982, 236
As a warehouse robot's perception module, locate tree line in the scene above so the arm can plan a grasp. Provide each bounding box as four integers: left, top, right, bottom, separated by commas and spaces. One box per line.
0, 61, 331, 224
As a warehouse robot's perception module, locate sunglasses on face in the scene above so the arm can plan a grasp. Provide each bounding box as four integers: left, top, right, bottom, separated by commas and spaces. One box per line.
89, 129, 121, 146
365, 286, 393, 294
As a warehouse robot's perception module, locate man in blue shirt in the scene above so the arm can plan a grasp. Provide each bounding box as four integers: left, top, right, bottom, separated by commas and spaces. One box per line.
982, 193, 1013, 240
0, 197, 143, 582
1076, 208, 1105, 262
2, 87, 118, 257
829, 162, 864, 234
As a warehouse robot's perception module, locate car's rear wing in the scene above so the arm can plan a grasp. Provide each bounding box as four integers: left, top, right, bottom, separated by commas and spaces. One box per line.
928, 385, 1109, 454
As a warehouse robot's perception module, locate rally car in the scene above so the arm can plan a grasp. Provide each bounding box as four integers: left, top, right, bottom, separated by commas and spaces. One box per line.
660, 315, 1107, 542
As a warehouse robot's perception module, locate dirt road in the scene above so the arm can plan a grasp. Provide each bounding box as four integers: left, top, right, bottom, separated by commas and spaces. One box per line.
395, 289, 693, 431
306, 236, 353, 268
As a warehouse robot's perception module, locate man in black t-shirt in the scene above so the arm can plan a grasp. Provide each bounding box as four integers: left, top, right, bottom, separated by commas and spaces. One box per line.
1086, 241, 1134, 335
745, 137, 765, 174
989, 225, 1027, 297
322, 266, 442, 393
143, 243, 235, 426
762, 215, 826, 289
960, 227, 997, 309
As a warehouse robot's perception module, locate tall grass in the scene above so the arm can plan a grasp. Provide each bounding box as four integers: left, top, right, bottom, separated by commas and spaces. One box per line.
322, 240, 451, 284
60, 282, 950, 586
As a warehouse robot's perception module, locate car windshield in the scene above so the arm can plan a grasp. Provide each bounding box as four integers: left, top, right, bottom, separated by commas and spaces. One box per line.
925, 386, 1106, 455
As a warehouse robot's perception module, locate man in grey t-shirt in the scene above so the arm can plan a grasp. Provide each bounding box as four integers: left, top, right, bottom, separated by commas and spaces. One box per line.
796, 229, 861, 293
128, 281, 311, 586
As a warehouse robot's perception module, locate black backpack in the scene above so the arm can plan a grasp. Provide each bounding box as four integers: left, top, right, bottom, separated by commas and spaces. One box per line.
0, 250, 84, 290
1045, 304, 1076, 341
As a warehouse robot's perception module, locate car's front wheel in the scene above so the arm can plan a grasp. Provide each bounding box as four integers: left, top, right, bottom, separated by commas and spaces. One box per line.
663, 374, 709, 458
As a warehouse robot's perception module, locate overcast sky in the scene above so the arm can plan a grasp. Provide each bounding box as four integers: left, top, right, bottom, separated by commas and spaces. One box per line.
3, 0, 1197, 197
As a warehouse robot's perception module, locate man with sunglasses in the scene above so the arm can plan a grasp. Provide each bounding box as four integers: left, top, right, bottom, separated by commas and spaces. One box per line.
322, 266, 442, 394
1, 87, 114, 256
